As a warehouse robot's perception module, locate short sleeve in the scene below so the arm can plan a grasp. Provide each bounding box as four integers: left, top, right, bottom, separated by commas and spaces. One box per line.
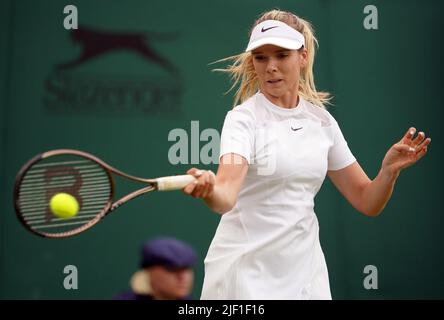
219, 108, 255, 164
328, 117, 356, 171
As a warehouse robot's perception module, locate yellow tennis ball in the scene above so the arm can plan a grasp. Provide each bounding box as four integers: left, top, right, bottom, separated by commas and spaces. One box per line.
49, 193, 79, 219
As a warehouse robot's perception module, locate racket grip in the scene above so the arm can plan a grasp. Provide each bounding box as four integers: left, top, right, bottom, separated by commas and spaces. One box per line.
156, 175, 196, 191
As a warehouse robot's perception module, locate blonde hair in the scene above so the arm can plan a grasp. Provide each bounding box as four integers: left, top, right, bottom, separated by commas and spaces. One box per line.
213, 9, 331, 109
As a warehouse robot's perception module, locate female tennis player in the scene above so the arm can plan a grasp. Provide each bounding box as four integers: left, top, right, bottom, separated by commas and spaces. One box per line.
183, 9, 431, 299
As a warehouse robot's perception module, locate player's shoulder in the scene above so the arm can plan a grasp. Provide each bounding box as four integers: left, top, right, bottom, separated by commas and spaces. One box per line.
302, 98, 337, 127
226, 95, 258, 122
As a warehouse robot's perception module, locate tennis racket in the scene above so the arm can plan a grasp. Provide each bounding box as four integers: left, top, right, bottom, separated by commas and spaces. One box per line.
13, 149, 195, 238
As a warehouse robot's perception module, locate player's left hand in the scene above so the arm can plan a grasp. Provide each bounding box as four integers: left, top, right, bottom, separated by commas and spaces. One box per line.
381, 127, 431, 175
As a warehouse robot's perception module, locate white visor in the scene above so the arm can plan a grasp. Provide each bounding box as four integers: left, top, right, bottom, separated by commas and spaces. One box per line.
245, 20, 305, 52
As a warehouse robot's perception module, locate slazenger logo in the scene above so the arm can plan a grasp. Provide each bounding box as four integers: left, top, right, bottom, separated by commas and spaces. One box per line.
43, 25, 182, 116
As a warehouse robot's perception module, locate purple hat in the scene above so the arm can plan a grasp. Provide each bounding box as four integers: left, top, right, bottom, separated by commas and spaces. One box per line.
140, 237, 197, 269
131, 237, 197, 295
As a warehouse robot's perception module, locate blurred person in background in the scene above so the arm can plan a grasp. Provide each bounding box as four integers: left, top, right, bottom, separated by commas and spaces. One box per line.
116, 237, 197, 300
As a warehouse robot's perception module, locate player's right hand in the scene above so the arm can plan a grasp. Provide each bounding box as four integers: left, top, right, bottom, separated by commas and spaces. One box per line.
183, 168, 215, 199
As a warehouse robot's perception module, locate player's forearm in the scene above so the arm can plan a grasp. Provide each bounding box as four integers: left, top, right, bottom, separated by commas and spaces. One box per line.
360, 167, 400, 216
203, 183, 236, 215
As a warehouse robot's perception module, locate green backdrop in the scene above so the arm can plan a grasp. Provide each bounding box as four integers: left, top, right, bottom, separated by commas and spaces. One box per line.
1, 0, 443, 299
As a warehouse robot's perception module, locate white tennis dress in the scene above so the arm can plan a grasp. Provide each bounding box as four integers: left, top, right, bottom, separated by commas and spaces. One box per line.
200, 92, 356, 300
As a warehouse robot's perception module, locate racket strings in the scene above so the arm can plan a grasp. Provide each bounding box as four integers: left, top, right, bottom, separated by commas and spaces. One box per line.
17, 155, 112, 235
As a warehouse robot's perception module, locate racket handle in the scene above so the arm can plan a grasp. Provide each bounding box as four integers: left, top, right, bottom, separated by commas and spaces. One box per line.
156, 175, 196, 191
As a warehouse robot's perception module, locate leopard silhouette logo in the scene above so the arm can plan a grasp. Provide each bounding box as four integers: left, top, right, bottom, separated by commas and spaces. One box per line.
57, 26, 179, 76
